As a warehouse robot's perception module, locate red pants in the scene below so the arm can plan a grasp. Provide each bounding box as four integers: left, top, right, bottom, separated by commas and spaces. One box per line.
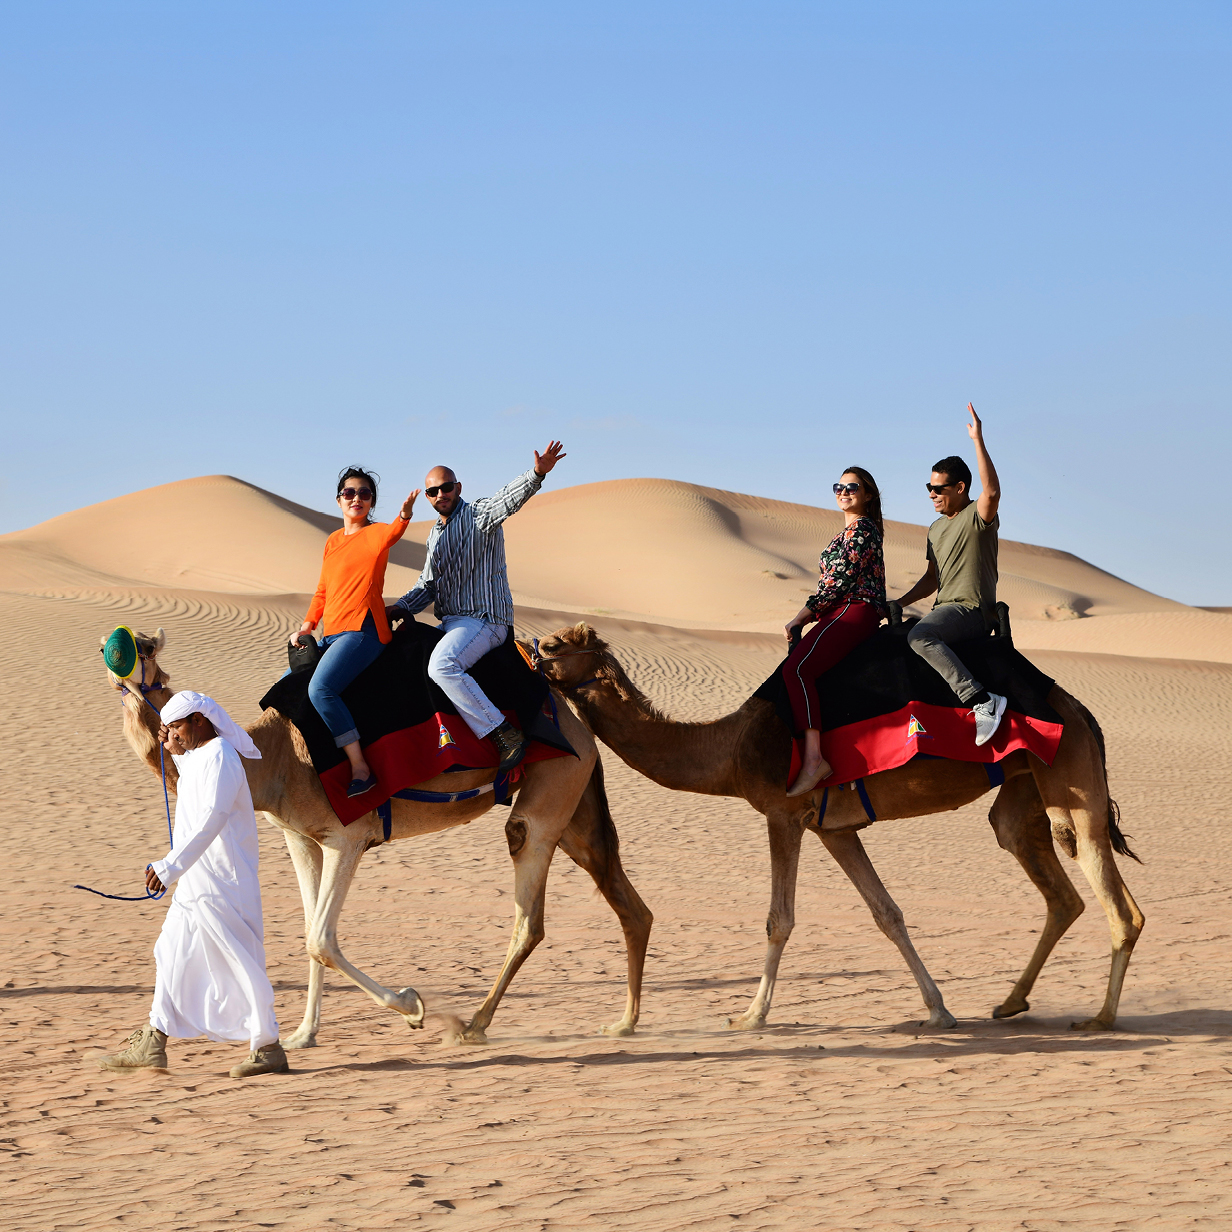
783, 600, 881, 732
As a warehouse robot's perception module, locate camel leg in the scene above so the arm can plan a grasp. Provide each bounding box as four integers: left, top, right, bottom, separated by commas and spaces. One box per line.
555, 763, 653, 1037
306, 834, 425, 1029
729, 812, 803, 1030
458, 810, 559, 1044
818, 828, 957, 1029
987, 774, 1085, 1020
281, 829, 326, 1049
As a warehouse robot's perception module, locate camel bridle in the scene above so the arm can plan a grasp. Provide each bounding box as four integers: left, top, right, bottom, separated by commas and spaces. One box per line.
530, 638, 604, 692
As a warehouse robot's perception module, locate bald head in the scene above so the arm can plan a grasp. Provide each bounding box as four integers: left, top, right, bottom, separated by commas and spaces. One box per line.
424, 465, 461, 517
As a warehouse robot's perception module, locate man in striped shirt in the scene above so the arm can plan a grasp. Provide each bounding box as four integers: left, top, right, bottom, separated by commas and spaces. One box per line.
388, 441, 566, 769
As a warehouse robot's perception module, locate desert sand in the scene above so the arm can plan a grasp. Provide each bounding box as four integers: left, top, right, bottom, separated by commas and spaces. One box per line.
2, 475, 1230, 1230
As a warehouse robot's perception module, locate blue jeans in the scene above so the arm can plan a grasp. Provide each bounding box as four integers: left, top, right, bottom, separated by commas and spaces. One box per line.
428, 617, 509, 739
309, 612, 386, 748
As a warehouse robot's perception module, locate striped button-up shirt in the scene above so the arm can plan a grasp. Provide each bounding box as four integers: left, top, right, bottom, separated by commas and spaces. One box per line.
394, 468, 544, 626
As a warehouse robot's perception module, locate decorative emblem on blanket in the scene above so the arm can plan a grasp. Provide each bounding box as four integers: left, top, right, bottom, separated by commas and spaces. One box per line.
437, 721, 456, 749
906, 714, 931, 741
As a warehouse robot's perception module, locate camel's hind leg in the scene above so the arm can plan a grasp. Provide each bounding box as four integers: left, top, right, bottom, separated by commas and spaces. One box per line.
282, 829, 326, 1049
307, 832, 426, 1030
729, 810, 803, 1030
818, 828, 957, 1029
458, 806, 561, 1045
1032, 710, 1145, 1031
987, 772, 1085, 1020
555, 759, 653, 1037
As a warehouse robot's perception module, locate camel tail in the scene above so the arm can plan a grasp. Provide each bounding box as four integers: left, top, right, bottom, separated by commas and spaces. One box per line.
1076, 700, 1142, 864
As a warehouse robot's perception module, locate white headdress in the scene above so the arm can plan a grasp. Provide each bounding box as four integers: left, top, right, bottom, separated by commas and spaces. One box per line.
161, 690, 263, 760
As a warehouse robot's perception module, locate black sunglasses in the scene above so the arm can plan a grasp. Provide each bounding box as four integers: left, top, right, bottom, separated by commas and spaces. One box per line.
425, 481, 458, 498
833, 482, 862, 496
925, 482, 955, 495
339, 486, 373, 501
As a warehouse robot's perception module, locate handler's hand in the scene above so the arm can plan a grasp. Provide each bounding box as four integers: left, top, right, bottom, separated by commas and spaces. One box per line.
534, 440, 566, 476
399, 489, 420, 520
145, 866, 166, 895
966, 402, 982, 440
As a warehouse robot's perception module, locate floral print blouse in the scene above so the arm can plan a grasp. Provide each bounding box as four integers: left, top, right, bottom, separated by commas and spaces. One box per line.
805, 516, 887, 617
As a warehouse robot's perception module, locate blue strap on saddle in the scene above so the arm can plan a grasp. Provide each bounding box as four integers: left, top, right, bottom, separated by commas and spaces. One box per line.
375, 771, 513, 842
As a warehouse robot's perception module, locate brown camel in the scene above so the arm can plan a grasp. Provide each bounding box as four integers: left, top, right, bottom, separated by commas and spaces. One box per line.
100, 628, 653, 1047
532, 622, 1144, 1032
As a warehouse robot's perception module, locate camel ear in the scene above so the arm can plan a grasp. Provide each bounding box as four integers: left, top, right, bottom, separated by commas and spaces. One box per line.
572, 622, 595, 646
154, 628, 166, 653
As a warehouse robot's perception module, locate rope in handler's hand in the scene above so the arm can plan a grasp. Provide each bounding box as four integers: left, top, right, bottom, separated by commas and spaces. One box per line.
75, 626, 173, 903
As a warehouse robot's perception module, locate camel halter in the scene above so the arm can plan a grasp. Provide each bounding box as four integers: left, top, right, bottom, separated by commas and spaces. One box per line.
530, 638, 602, 691
75, 631, 174, 903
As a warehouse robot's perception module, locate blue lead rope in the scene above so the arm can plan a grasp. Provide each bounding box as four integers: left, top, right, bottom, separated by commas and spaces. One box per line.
74, 675, 173, 903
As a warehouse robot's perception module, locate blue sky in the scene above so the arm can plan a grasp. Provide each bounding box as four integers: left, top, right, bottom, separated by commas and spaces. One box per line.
2, 2, 1229, 603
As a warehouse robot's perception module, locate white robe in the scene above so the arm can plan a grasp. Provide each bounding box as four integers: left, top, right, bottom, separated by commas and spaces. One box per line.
148, 737, 279, 1050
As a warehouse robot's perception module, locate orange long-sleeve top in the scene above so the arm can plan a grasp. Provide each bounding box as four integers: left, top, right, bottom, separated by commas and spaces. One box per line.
305, 516, 410, 644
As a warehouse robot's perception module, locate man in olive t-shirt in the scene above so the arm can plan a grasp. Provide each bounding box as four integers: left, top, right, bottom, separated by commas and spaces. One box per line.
895, 404, 1007, 746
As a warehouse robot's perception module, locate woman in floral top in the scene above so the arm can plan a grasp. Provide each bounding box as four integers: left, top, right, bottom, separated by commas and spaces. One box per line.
783, 467, 888, 796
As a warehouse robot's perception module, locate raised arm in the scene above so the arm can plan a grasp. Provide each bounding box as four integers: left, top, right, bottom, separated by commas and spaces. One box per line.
472, 440, 566, 533
967, 403, 1001, 522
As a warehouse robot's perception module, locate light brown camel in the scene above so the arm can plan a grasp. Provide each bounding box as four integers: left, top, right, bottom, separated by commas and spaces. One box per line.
532, 622, 1144, 1033
100, 628, 653, 1047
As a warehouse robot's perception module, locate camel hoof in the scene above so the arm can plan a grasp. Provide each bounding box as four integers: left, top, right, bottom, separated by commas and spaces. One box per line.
993, 998, 1029, 1020
1070, 1017, 1114, 1032
922, 1009, 958, 1030
283, 1030, 318, 1050
600, 1020, 635, 1038
457, 1025, 490, 1046
395, 987, 425, 1029
726, 1014, 767, 1031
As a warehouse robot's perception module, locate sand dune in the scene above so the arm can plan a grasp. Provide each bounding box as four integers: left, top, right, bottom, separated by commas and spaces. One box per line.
3, 474, 1231, 1230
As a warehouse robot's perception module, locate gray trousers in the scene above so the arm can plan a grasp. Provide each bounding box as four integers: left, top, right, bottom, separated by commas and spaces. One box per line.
906, 603, 988, 703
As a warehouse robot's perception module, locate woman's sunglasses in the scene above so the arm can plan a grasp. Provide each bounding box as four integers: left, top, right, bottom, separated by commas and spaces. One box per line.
425, 481, 458, 498
833, 482, 862, 496
339, 487, 374, 501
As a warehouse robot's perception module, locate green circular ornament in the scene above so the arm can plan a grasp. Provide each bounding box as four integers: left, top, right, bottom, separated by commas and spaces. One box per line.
103, 625, 139, 680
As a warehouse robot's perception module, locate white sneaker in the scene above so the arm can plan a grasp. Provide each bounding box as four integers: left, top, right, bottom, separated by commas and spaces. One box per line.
972, 693, 1007, 746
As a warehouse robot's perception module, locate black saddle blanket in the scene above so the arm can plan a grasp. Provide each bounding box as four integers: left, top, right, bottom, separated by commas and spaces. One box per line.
260, 619, 574, 824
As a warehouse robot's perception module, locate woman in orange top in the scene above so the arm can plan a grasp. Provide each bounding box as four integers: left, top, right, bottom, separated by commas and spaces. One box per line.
291, 467, 419, 797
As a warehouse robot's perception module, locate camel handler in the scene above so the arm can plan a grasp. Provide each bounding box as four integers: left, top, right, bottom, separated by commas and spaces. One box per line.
99, 691, 288, 1079
388, 441, 566, 770
894, 403, 1007, 747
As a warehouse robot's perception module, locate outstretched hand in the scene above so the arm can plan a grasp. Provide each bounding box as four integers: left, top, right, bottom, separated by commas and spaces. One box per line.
534, 440, 566, 476
400, 489, 420, 520
966, 402, 982, 441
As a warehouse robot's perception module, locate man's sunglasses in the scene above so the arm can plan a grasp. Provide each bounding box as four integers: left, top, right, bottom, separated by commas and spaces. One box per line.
833, 482, 862, 495
925, 482, 955, 495
340, 487, 374, 501
425, 481, 458, 498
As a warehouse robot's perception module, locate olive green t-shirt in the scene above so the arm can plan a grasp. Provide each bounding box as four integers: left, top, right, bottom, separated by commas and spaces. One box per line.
926, 501, 999, 624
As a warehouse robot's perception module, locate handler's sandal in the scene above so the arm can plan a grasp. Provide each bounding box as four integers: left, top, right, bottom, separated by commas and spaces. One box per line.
346, 774, 378, 798
972, 692, 1008, 747
489, 720, 527, 771
100, 1025, 168, 1071
230, 1041, 290, 1078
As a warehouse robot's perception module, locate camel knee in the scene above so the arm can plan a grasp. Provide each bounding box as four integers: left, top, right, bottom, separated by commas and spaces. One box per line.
869, 902, 905, 940
765, 911, 794, 945
306, 927, 340, 969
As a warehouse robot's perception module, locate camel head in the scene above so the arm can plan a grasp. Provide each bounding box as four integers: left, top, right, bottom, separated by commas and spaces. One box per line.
99, 626, 171, 698
532, 623, 611, 690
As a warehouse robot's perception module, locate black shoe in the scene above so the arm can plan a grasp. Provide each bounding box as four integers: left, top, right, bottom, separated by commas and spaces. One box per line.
489, 720, 527, 771
347, 774, 378, 798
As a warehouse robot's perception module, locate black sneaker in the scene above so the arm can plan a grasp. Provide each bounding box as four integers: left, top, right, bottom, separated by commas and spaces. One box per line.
489, 720, 527, 771
347, 774, 378, 798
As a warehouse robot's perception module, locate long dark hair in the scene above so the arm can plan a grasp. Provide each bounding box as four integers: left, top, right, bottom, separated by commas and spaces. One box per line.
336, 466, 380, 525
840, 466, 884, 539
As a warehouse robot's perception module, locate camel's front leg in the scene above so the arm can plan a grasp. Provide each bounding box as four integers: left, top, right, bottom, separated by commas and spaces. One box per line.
819, 828, 956, 1029
281, 829, 326, 1049
459, 814, 557, 1044
729, 812, 803, 1030
307, 834, 425, 1030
